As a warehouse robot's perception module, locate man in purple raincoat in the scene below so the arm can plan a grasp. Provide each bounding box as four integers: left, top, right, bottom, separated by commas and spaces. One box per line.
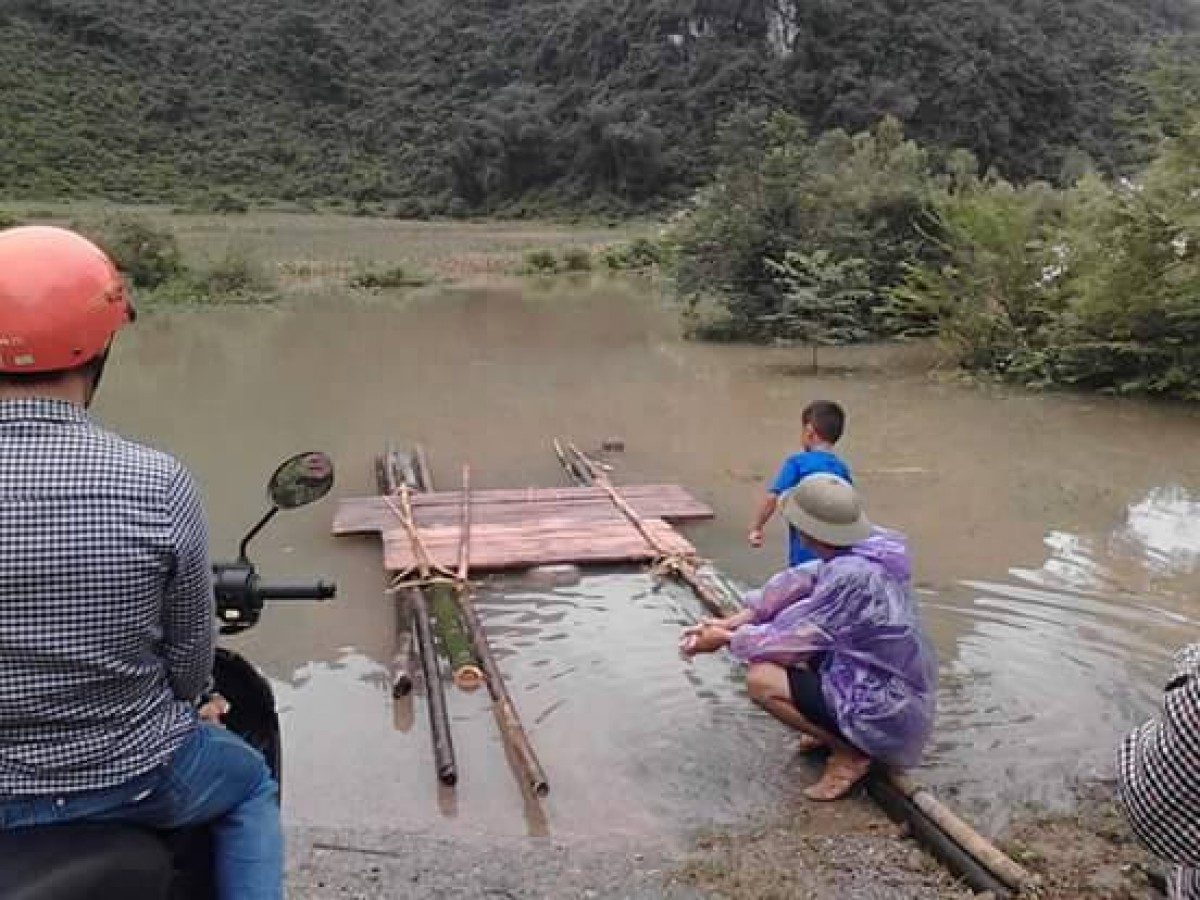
682, 473, 938, 801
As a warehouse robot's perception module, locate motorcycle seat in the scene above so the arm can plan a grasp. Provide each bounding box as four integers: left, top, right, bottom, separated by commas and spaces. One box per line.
0, 824, 172, 900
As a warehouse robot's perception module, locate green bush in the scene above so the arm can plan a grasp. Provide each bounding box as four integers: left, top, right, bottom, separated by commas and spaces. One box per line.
200, 249, 271, 297
894, 118, 1200, 397
668, 113, 941, 343
887, 178, 1066, 371
561, 247, 593, 272
73, 215, 184, 290
602, 236, 664, 271
520, 249, 560, 275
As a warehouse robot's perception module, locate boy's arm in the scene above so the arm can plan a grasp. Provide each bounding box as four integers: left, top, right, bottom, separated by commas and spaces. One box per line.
748, 457, 797, 545
747, 494, 778, 546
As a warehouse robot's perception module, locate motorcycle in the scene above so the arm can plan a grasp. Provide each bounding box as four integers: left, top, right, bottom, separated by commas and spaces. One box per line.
0, 451, 339, 900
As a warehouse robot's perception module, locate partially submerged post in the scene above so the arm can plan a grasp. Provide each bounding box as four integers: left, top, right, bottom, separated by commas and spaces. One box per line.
428, 585, 484, 690
377, 447, 416, 698
455, 465, 549, 797
375, 448, 458, 786
407, 585, 457, 785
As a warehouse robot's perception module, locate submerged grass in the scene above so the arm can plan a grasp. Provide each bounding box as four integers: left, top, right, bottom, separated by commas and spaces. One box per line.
0, 204, 652, 304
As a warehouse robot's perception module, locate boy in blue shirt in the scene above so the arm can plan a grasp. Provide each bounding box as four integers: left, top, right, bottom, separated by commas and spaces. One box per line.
748, 400, 851, 567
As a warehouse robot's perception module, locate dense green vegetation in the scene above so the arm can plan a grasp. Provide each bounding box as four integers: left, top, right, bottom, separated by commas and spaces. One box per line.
0, 0, 1196, 214
668, 38, 1200, 397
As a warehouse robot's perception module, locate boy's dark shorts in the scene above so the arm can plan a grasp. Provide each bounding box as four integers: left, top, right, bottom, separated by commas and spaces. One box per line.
787, 667, 842, 736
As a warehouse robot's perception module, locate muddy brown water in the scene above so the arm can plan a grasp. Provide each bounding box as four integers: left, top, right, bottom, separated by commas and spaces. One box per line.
94, 281, 1200, 842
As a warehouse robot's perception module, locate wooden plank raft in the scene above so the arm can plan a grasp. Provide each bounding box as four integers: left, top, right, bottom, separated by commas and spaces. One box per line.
334, 484, 712, 532
334, 483, 713, 573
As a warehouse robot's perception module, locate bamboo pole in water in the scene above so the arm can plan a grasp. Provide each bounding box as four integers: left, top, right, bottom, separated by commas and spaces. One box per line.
377, 446, 457, 785
397, 450, 482, 691
406, 585, 457, 785
414, 444, 434, 496
399, 447, 484, 689
553, 440, 734, 617
376, 450, 415, 697
455, 464, 550, 797
429, 583, 484, 690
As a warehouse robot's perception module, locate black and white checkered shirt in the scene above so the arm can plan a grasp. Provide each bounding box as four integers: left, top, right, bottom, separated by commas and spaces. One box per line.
1117, 643, 1200, 900
0, 398, 213, 796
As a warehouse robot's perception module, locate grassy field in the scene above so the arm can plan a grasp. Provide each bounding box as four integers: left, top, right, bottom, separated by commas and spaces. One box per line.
0, 203, 659, 295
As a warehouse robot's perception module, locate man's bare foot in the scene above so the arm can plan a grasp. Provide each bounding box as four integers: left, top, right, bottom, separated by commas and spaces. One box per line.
803, 752, 871, 801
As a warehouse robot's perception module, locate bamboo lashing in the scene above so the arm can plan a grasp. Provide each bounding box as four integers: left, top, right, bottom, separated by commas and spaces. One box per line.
381, 459, 482, 689
381, 484, 460, 590
454, 464, 550, 798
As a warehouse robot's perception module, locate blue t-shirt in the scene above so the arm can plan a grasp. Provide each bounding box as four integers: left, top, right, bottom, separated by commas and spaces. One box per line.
769, 449, 852, 566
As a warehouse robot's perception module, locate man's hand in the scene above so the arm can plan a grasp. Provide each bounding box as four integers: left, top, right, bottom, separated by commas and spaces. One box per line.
747, 527, 765, 548
701, 608, 755, 632
679, 624, 732, 658
197, 693, 231, 726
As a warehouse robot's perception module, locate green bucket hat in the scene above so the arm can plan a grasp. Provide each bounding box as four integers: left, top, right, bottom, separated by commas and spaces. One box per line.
779, 473, 872, 547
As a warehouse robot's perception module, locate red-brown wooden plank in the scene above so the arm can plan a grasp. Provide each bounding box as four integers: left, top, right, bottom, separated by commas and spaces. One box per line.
333, 484, 713, 535
380, 519, 695, 572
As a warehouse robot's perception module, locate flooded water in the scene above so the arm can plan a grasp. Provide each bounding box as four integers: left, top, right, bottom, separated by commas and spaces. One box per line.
93, 280, 1200, 841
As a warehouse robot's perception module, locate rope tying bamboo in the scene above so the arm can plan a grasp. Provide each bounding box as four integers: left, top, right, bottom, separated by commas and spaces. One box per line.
381, 486, 467, 590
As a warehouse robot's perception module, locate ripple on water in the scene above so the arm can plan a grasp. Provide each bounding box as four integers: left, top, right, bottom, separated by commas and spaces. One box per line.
919, 487, 1200, 832
276, 573, 808, 840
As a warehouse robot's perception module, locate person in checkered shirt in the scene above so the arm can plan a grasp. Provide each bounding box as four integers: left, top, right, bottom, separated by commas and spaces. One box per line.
0, 226, 282, 899
1117, 642, 1200, 899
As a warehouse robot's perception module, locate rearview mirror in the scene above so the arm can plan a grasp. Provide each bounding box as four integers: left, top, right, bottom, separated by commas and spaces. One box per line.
268, 452, 335, 510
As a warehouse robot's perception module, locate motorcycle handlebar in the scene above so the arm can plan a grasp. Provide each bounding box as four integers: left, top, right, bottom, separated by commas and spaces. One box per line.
255, 579, 337, 601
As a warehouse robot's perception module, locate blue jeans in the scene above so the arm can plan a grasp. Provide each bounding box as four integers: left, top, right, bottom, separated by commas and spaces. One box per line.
0, 724, 282, 900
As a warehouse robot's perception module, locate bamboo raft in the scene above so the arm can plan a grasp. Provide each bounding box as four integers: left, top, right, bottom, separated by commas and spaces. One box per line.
334, 484, 712, 573
337, 441, 1036, 898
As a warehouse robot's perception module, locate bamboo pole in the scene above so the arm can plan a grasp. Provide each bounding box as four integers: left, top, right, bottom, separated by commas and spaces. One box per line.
429, 583, 484, 690
414, 443, 434, 495
556, 441, 734, 617
885, 772, 1038, 892
377, 446, 458, 786
406, 586, 457, 785
391, 603, 415, 697
376, 452, 415, 698
456, 464, 550, 798
399, 454, 485, 691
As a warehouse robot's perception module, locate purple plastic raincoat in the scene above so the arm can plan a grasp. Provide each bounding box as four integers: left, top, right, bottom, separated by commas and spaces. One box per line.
729, 527, 938, 768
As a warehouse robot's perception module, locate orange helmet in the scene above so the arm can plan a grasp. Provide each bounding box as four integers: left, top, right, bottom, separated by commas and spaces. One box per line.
0, 225, 135, 374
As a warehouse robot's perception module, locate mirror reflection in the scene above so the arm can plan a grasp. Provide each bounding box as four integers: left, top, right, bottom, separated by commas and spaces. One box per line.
268, 452, 335, 510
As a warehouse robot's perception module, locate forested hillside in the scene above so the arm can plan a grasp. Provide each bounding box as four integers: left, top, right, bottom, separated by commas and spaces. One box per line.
0, 0, 1195, 213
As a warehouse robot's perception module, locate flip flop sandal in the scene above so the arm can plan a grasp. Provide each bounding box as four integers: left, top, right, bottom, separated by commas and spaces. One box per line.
803, 761, 870, 802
